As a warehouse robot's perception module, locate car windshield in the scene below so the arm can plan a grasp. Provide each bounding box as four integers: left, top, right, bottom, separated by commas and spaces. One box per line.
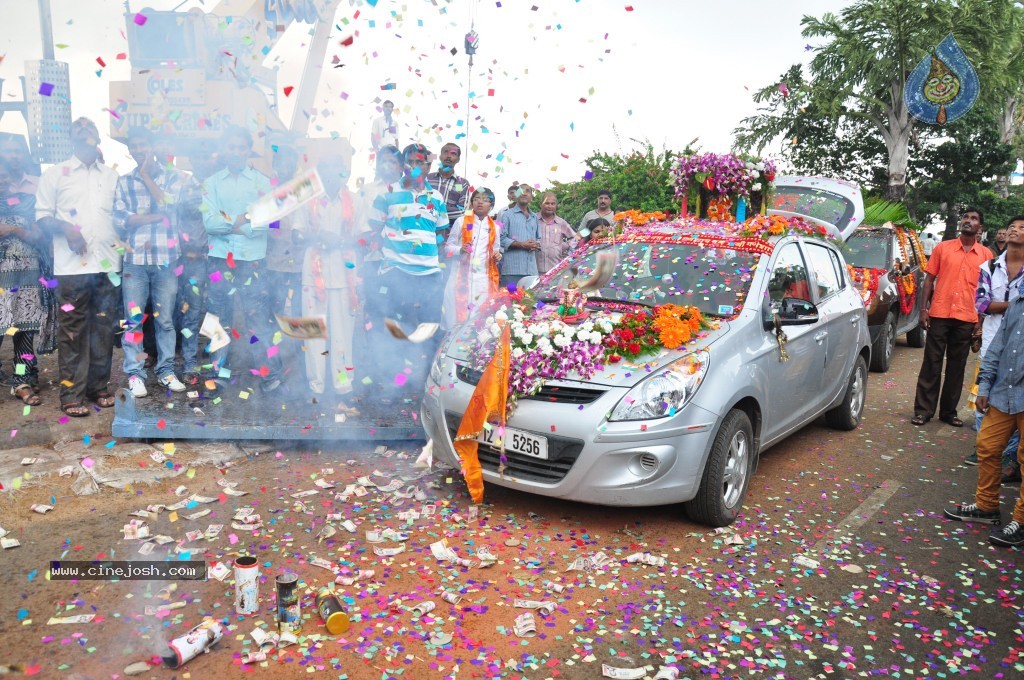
845, 230, 891, 269
536, 241, 760, 317
773, 186, 856, 233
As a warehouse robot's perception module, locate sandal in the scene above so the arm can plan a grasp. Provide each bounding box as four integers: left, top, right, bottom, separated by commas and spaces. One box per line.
12, 384, 42, 406
61, 402, 89, 418
941, 416, 965, 428
90, 392, 115, 408
911, 414, 930, 426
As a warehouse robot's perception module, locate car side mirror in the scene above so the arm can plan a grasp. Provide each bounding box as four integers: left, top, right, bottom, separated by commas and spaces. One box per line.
777, 297, 820, 326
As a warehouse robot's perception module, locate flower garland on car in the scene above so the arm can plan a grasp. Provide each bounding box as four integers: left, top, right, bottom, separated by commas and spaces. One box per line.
614, 210, 666, 227
472, 300, 716, 414
894, 228, 921, 315
846, 264, 886, 305
742, 213, 838, 243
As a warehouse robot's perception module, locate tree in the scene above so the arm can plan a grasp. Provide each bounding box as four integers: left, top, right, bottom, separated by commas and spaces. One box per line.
740, 0, 1020, 202
910, 108, 1014, 239
734, 65, 887, 193
544, 142, 683, 227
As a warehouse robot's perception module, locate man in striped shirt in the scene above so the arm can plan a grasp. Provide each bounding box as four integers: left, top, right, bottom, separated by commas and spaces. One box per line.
113, 127, 187, 397
368, 143, 448, 401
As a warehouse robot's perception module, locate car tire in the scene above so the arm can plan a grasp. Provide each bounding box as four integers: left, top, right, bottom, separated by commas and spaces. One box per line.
906, 322, 926, 348
870, 312, 896, 372
825, 355, 867, 431
684, 409, 754, 528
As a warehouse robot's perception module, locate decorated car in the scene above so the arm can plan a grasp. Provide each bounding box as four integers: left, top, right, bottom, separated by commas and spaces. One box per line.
843, 202, 928, 372
421, 200, 872, 527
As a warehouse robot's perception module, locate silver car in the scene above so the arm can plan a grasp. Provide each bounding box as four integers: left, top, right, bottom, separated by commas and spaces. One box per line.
421, 222, 871, 526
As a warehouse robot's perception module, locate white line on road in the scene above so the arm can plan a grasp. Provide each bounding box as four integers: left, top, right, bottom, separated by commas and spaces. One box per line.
808, 479, 903, 556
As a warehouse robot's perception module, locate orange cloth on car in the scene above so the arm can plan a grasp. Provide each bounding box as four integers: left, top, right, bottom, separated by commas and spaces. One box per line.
453, 322, 510, 503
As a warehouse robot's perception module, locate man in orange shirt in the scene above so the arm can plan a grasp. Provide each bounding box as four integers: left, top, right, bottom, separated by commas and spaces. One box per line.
912, 209, 993, 427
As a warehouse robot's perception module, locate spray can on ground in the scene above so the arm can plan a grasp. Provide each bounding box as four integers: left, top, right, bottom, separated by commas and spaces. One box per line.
316, 588, 350, 635
276, 573, 300, 631
162, 618, 225, 668
234, 555, 259, 614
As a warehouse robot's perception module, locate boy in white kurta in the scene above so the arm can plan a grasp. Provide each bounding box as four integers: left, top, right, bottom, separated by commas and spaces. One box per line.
443, 188, 502, 328
294, 155, 364, 398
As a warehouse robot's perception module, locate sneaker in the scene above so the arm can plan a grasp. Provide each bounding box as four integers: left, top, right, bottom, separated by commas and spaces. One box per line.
964, 452, 979, 466
262, 378, 282, 394
943, 502, 1001, 524
1002, 464, 1023, 484
127, 375, 148, 398
158, 374, 187, 392
989, 520, 1024, 547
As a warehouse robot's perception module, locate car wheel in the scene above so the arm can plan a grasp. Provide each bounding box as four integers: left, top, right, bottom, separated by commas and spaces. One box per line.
684, 409, 753, 527
870, 312, 896, 372
825, 355, 867, 430
906, 322, 926, 348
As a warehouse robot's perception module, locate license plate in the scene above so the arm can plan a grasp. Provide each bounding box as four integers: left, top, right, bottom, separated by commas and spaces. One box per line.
478, 424, 548, 459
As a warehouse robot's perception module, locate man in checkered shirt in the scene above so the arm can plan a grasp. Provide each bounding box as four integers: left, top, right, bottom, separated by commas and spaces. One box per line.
113, 127, 187, 397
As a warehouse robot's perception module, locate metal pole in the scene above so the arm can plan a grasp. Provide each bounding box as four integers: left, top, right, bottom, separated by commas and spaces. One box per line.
38, 0, 55, 60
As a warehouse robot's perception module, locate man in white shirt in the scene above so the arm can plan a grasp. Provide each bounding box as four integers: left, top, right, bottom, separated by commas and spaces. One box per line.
35, 118, 121, 417
921, 231, 937, 257
370, 100, 400, 152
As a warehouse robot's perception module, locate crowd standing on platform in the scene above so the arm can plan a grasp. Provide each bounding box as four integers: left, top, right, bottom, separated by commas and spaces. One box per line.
1, 114, 1024, 547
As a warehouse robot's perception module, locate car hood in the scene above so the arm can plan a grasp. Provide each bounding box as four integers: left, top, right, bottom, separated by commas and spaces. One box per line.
445, 314, 734, 389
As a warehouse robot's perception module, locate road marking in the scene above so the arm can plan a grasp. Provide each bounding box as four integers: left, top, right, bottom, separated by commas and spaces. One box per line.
809, 479, 902, 555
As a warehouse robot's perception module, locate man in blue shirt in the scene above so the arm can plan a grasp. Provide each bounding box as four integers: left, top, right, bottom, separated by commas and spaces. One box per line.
200, 126, 283, 394
367, 143, 448, 402
498, 183, 541, 289
944, 242, 1024, 546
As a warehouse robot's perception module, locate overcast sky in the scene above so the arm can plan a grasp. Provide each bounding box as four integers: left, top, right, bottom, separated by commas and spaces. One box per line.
0, 0, 850, 189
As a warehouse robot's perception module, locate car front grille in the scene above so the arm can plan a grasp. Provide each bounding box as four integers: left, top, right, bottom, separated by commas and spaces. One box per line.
445, 411, 583, 484
455, 364, 606, 405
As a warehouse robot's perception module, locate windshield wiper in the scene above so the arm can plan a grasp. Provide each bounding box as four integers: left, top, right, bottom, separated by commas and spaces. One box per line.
585, 296, 654, 308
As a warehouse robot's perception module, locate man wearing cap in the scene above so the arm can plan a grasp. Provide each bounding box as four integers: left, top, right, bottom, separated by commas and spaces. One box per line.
200, 125, 283, 394
113, 127, 187, 398
35, 117, 121, 417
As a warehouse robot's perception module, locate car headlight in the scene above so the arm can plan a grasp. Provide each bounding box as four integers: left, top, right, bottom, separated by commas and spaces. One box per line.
429, 332, 455, 384
609, 351, 709, 421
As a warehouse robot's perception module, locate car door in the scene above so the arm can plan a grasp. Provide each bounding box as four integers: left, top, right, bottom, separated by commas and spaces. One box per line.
764, 242, 829, 435
899, 227, 924, 330
804, 241, 858, 401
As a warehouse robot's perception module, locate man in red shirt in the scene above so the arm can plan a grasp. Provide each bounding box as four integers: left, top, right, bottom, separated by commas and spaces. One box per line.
912, 209, 993, 426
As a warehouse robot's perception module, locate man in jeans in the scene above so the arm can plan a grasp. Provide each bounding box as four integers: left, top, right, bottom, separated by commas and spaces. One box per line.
114, 127, 187, 396
35, 118, 121, 417
201, 126, 283, 394
175, 145, 220, 385
943, 284, 1024, 547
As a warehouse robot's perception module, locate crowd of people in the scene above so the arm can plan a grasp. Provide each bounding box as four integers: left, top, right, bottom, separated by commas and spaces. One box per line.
0, 117, 609, 417
908, 209, 1024, 547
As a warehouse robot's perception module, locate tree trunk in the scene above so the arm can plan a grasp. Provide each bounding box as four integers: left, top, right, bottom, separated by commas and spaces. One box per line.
879, 77, 913, 203
994, 95, 1019, 198
942, 201, 958, 241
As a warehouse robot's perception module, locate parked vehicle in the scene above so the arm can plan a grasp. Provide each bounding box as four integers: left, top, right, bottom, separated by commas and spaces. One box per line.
845, 224, 928, 372
771, 175, 865, 241
421, 216, 871, 527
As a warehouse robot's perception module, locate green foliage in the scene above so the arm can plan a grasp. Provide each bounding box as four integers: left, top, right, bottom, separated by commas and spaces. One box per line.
862, 200, 920, 230
544, 142, 684, 228
909, 107, 1015, 237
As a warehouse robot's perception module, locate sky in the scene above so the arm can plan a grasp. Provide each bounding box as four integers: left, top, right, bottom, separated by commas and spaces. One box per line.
0, 0, 852, 189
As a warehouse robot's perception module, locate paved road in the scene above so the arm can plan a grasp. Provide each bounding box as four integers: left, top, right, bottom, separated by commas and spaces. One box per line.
0, 337, 1020, 679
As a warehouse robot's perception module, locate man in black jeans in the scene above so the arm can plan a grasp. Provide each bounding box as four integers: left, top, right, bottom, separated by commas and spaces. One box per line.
35, 118, 121, 417
911, 209, 994, 427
